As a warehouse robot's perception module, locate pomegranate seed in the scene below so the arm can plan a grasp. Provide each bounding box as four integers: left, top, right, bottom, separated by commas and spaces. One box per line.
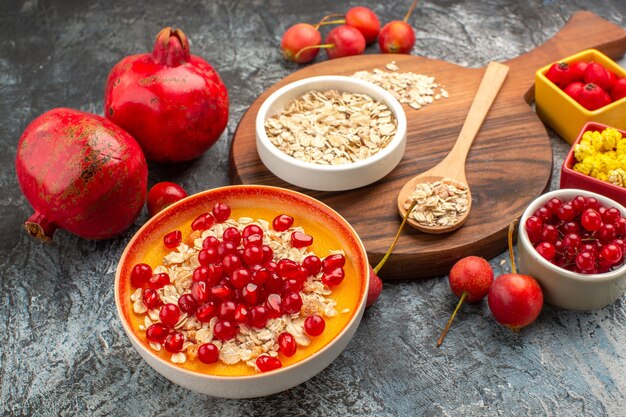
223, 227, 242, 245
214, 320, 237, 340
243, 246, 264, 266
148, 273, 170, 289
163, 230, 182, 248
282, 291, 303, 314
291, 231, 313, 248
278, 332, 297, 357
234, 303, 250, 323
191, 281, 209, 303
206, 263, 223, 286
283, 278, 304, 293
191, 212, 215, 231
243, 234, 263, 247
211, 284, 234, 301
202, 236, 220, 249
196, 301, 217, 322
198, 248, 219, 266
242, 283, 259, 305
131, 263, 152, 288
231, 268, 251, 289
302, 255, 322, 275
193, 266, 209, 282
142, 288, 162, 309
212, 202, 231, 222
159, 303, 181, 327
237, 248, 244, 258
146, 323, 169, 342
261, 245, 274, 263
265, 272, 283, 293
264, 261, 278, 272
304, 314, 325, 336
218, 241, 237, 257
222, 254, 242, 273
323, 254, 345, 272
256, 355, 282, 372
251, 268, 270, 285
178, 294, 197, 314
272, 214, 294, 232
250, 305, 269, 328
266, 293, 282, 318
164, 332, 184, 353
198, 343, 219, 363
277, 259, 299, 279
242, 224, 264, 239
219, 300, 237, 320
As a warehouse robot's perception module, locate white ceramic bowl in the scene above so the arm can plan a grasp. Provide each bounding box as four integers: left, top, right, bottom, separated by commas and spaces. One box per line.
115, 185, 370, 398
255, 75, 407, 191
518, 189, 626, 310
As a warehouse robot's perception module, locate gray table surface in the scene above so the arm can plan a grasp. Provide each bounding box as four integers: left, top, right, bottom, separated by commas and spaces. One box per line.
2, 0, 625, 415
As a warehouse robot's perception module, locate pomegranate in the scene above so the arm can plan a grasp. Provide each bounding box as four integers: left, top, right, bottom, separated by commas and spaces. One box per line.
104, 27, 229, 163
15, 108, 147, 242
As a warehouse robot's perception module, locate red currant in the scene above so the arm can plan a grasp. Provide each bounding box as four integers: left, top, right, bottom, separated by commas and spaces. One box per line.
615, 217, 626, 234
571, 195, 587, 212
602, 243, 623, 265
599, 223, 617, 243
603, 207, 621, 224
556, 203, 576, 221
581, 209, 602, 231
535, 242, 556, 261
563, 233, 581, 254
540, 225, 558, 244
560, 221, 579, 235
575, 251, 595, 271
586, 197, 600, 211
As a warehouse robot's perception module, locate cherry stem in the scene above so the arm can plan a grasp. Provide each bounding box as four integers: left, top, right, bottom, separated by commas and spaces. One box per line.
373, 200, 417, 274
437, 291, 468, 347
317, 19, 346, 26
403, 0, 420, 23
509, 220, 517, 274
314, 13, 345, 29
294, 44, 334, 61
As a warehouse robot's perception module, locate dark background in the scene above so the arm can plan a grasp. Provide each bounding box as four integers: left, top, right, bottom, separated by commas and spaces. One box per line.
1, 0, 625, 415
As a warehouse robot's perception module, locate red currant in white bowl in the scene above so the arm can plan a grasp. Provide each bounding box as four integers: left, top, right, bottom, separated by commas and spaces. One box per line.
518, 189, 626, 310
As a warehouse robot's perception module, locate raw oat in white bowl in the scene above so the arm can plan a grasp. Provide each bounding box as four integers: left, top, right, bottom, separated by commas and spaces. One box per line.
255, 75, 407, 191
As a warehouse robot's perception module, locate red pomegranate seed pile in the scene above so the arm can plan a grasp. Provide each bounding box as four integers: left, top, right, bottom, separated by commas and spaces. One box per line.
134, 202, 343, 372
525, 195, 626, 274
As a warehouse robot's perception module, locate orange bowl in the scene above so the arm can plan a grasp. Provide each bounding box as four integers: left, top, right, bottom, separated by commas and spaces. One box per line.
560, 122, 626, 206
115, 185, 369, 397
535, 49, 626, 144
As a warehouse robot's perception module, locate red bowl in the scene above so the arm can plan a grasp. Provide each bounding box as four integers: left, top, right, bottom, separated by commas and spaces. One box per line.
560, 121, 626, 206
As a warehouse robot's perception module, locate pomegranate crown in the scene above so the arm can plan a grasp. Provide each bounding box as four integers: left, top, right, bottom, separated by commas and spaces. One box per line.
152, 27, 191, 67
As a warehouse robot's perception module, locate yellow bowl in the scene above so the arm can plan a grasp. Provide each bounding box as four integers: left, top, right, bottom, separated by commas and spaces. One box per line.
535, 48, 626, 144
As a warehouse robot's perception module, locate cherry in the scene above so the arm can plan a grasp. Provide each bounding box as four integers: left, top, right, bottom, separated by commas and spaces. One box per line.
304, 314, 325, 336
218, 300, 237, 320
322, 267, 345, 286
282, 291, 303, 314
159, 303, 181, 327
266, 293, 283, 318
146, 323, 169, 342
148, 273, 170, 290
436, 256, 494, 347
222, 227, 241, 245
212, 202, 231, 222
581, 209, 602, 231
230, 267, 251, 289
195, 301, 217, 322
164, 332, 184, 353
488, 273, 543, 331
177, 293, 197, 315
345, 6, 380, 44
198, 248, 219, 267
131, 263, 152, 288
281, 23, 322, 64
325, 25, 367, 59
163, 230, 182, 248
556, 203, 575, 222
243, 246, 264, 266
535, 242, 556, 261
250, 305, 269, 329
599, 223, 617, 243
202, 236, 220, 250
278, 332, 297, 357
198, 343, 220, 364
142, 288, 162, 309
272, 214, 294, 231
191, 212, 215, 232
256, 355, 282, 372
302, 255, 322, 275
545, 62, 574, 88
147, 182, 187, 217
234, 303, 250, 323
213, 320, 236, 341
291, 231, 313, 248
602, 243, 623, 265
576, 252, 596, 271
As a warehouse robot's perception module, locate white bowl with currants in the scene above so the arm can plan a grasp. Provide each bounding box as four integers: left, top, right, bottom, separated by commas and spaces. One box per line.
519, 189, 626, 310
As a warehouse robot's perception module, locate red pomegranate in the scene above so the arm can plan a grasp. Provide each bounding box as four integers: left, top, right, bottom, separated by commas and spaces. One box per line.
104, 27, 229, 163
15, 108, 148, 241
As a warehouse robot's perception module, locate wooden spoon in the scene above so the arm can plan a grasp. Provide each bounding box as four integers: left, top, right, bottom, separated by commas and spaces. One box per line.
397, 61, 510, 234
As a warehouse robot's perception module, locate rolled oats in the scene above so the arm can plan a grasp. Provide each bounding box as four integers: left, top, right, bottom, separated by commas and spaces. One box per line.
403, 178, 469, 227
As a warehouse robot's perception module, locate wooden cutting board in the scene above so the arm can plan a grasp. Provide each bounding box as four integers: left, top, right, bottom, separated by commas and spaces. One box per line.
230, 12, 626, 280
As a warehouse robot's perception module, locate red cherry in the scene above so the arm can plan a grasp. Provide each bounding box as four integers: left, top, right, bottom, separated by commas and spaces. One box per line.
291, 231, 313, 248
256, 355, 282, 372
195, 301, 217, 322
212, 202, 231, 222
177, 294, 197, 315
146, 323, 169, 342
282, 292, 303, 314
379, 20, 414, 54
272, 214, 294, 232
535, 242, 556, 261
214, 320, 237, 341
278, 332, 297, 357
488, 274, 543, 331
148, 273, 170, 290
322, 267, 345, 286
191, 212, 215, 231
131, 263, 152, 288
198, 343, 219, 363
230, 268, 251, 289
163, 230, 182, 248
281, 23, 322, 64
164, 332, 184, 353
324, 25, 366, 59
159, 303, 181, 327
266, 293, 283, 318
142, 288, 162, 309
250, 305, 269, 329
202, 236, 220, 250
581, 209, 602, 231
304, 314, 325, 336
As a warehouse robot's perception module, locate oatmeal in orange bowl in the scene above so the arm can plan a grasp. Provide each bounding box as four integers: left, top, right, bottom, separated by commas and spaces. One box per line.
115, 185, 369, 397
